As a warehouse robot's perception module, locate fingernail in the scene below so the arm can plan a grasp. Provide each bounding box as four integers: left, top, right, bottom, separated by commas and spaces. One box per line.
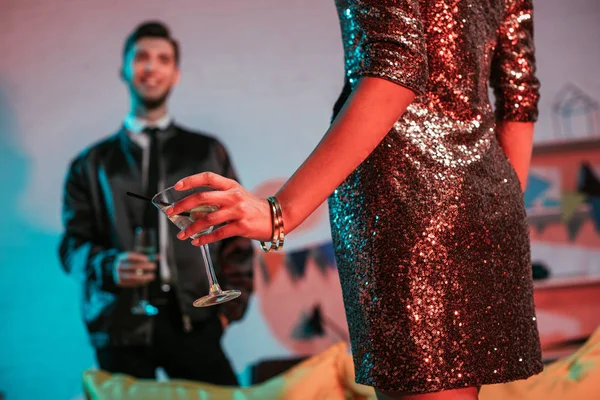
175, 181, 184, 190
166, 206, 174, 215
191, 239, 200, 246
177, 231, 185, 240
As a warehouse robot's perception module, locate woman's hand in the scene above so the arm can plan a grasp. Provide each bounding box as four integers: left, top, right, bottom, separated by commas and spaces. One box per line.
167, 172, 273, 246
496, 121, 534, 192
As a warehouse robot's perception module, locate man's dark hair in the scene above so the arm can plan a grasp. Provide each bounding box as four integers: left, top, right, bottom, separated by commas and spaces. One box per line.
123, 21, 180, 65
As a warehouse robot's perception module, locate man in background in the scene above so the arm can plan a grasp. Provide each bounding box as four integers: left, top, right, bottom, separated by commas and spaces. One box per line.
58, 21, 253, 385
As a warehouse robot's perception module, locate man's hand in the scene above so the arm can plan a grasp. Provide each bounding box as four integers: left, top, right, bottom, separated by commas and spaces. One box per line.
113, 252, 157, 288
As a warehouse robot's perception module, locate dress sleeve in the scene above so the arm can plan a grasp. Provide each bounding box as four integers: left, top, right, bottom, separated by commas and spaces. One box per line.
336, 0, 428, 95
490, 0, 540, 122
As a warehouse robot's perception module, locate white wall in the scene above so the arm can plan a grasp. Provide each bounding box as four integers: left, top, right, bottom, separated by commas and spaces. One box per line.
1, 0, 599, 399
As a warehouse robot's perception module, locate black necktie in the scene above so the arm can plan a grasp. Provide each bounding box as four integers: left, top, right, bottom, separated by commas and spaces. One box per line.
142, 126, 170, 304
143, 127, 160, 232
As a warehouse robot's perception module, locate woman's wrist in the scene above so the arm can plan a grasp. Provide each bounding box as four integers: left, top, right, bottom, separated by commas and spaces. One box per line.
259, 196, 285, 252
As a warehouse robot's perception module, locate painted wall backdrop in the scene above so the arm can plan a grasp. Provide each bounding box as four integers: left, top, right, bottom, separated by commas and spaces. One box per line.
1, 0, 599, 399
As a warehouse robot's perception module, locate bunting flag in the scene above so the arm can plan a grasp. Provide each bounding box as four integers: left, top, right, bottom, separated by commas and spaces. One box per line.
566, 214, 587, 241
290, 305, 325, 340
258, 242, 338, 286
561, 191, 587, 223
287, 249, 310, 282
524, 173, 551, 209
258, 251, 286, 284
577, 162, 600, 234
577, 162, 600, 197
312, 242, 337, 273
589, 197, 600, 234
290, 304, 350, 342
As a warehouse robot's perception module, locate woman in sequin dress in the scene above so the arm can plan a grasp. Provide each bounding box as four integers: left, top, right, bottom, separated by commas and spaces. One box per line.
169, 0, 543, 398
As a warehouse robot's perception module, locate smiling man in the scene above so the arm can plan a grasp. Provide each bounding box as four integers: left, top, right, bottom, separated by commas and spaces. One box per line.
58, 21, 254, 385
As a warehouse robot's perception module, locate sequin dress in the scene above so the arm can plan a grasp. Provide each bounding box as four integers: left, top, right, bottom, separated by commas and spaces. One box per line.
328, 0, 543, 393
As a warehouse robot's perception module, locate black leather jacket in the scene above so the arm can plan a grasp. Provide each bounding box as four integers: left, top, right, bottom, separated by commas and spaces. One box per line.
58, 123, 254, 347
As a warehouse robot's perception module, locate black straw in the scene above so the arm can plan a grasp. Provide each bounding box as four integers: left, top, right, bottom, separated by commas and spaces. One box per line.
126, 191, 154, 203
126, 191, 190, 217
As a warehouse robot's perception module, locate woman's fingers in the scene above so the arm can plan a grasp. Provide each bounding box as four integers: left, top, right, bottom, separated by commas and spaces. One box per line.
190, 223, 244, 246
177, 208, 237, 240
175, 172, 237, 192
167, 190, 235, 216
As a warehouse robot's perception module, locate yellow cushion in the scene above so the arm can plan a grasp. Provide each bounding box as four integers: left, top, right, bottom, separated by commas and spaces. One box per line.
480, 327, 600, 400
335, 352, 376, 400
83, 342, 347, 400
84, 329, 600, 400
335, 328, 600, 400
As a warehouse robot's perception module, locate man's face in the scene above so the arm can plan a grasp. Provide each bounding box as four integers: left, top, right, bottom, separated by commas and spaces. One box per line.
122, 37, 180, 109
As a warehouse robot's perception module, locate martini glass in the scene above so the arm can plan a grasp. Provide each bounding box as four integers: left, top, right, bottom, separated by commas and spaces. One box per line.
130, 227, 159, 316
152, 185, 241, 307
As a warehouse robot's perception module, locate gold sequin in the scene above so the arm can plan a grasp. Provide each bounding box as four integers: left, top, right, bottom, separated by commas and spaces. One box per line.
329, 0, 542, 394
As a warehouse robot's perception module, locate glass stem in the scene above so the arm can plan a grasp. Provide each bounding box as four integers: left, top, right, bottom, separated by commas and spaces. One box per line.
200, 244, 221, 293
